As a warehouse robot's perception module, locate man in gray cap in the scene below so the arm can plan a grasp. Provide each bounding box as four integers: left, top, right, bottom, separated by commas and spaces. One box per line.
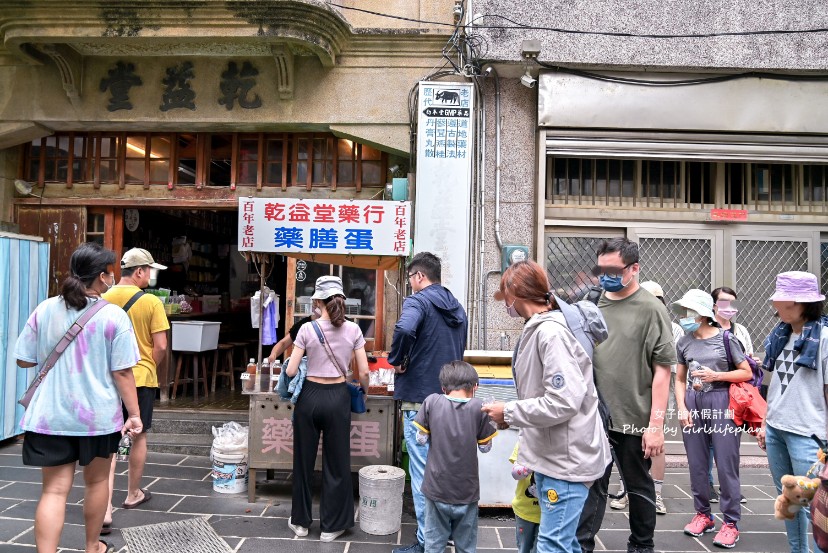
102, 248, 169, 528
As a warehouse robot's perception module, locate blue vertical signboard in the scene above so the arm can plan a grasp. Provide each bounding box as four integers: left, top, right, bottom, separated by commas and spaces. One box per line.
0, 234, 49, 440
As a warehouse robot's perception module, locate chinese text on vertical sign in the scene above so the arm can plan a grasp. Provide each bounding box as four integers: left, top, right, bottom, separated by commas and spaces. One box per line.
420, 86, 471, 160
238, 198, 411, 256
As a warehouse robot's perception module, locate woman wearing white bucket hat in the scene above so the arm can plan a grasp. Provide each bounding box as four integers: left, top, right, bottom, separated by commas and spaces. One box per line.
672, 289, 754, 549
285, 275, 370, 543
758, 271, 827, 553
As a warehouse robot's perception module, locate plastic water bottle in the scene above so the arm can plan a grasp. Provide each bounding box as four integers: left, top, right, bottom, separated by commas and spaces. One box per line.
689, 360, 712, 392
482, 396, 499, 430
116, 434, 131, 461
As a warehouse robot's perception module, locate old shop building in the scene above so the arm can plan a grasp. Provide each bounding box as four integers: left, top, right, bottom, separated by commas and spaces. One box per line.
0, 1, 457, 369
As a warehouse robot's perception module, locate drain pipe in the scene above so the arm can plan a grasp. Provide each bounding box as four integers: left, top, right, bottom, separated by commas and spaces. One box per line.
476, 69, 490, 349
481, 269, 501, 350
492, 66, 503, 251
478, 67, 503, 350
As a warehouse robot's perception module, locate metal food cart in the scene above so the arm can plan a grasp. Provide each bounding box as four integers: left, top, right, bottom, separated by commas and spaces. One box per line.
237, 197, 411, 502
246, 392, 397, 502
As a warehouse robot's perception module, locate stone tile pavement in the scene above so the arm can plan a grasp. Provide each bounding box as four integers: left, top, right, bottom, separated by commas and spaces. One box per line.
0, 440, 797, 552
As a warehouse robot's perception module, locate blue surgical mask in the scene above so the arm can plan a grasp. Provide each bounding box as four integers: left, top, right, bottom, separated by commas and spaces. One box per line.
600, 274, 625, 292
679, 317, 701, 333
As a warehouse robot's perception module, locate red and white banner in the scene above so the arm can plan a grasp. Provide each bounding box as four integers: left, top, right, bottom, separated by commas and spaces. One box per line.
238, 197, 411, 256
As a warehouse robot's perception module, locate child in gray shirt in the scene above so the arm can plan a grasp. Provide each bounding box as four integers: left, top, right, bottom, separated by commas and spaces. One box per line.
413, 361, 497, 553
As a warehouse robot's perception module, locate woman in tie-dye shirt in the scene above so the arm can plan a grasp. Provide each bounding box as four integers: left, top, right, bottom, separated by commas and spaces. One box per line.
15, 242, 141, 553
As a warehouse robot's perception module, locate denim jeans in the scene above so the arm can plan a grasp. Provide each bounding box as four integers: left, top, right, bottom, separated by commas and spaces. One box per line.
404, 410, 430, 545
765, 424, 822, 553
423, 498, 477, 553
516, 514, 540, 553
535, 473, 589, 553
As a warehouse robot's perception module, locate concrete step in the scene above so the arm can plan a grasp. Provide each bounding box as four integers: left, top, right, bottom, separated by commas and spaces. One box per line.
147, 408, 247, 456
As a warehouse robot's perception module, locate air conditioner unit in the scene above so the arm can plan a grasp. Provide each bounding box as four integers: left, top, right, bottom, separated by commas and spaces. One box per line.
345, 298, 361, 316
295, 296, 312, 314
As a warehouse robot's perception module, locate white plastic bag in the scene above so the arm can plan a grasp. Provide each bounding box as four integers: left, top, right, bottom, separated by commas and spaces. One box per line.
211, 421, 249, 458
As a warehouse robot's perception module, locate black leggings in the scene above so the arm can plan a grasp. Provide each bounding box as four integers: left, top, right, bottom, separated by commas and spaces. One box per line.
291, 381, 354, 532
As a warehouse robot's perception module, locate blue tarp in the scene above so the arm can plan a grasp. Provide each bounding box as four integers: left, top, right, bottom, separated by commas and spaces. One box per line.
0, 235, 49, 440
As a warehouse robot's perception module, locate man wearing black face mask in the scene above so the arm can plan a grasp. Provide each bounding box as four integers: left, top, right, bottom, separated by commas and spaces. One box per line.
577, 238, 677, 553
102, 248, 169, 528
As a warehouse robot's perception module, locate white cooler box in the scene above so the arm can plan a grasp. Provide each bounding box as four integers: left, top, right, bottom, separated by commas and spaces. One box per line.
172, 321, 221, 352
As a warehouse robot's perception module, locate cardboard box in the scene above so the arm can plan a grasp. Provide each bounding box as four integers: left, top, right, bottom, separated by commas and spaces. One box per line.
171, 321, 221, 352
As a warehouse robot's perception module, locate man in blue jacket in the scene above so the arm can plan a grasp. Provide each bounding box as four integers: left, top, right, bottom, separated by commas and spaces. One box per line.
389, 252, 468, 553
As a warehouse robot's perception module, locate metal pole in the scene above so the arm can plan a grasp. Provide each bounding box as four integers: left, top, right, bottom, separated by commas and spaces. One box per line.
257, 256, 266, 366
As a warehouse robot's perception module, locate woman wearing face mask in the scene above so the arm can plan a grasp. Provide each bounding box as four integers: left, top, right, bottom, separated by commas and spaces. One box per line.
707, 287, 754, 505
284, 275, 370, 543
673, 289, 753, 549
14, 242, 142, 553
756, 271, 828, 553
712, 287, 754, 356
482, 260, 610, 553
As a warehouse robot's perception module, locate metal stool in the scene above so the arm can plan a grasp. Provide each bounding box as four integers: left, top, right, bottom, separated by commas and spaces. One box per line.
211, 343, 236, 392
171, 351, 210, 401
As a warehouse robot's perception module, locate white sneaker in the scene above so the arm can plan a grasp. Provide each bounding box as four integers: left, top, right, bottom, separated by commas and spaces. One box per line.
610, 495, 628, 510
288, 517, 308, 537
655, 493, 667, 515
320, 529, 345, 542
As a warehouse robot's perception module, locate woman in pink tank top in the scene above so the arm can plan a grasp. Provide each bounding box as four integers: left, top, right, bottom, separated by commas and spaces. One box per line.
285, 275, 369, 542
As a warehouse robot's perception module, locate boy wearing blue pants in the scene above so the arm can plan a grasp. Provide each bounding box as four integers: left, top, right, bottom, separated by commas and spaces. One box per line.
413, 361, 497, 553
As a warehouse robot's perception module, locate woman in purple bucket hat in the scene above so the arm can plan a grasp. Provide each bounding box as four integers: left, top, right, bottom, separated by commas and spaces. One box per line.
757, 271, 827, 553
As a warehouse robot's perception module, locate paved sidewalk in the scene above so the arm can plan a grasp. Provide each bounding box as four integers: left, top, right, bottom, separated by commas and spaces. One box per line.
0, 440, 796, 552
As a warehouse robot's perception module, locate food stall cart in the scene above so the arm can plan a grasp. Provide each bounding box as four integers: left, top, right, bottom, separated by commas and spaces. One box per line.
237, 197, 411, 502
466, 350, 520, 507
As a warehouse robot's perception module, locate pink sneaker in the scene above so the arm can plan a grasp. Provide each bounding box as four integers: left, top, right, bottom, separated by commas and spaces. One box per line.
713, 523, 739, 548
684, 513, 715, 537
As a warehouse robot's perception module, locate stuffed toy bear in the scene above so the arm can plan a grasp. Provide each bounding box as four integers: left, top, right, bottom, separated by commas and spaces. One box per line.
774, 474, 821, 520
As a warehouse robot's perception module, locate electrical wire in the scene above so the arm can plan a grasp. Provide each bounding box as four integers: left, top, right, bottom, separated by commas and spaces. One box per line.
326, 2, 828, 40
538, 61, 828, 86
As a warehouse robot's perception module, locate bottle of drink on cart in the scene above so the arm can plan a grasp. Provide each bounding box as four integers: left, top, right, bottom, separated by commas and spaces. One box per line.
259, 358, 270, 394
243, 358, 257, 393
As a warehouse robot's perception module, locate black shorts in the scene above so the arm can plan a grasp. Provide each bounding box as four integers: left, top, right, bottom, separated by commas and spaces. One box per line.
22, 431, 121, 467
122, 386, 156, 431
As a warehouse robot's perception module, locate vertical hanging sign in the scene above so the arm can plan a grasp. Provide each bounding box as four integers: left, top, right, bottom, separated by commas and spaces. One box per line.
415, 81, 474, 307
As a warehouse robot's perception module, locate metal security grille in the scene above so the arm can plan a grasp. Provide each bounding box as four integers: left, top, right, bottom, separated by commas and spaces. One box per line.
121, 517, 231, 553
545, 235, 616, 302
822, 238, 828, 313
638, 238, 713, 310
735, 240, 809, 353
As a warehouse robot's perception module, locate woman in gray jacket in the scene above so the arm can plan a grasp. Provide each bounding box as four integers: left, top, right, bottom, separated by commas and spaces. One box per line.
484, 260, 611, 553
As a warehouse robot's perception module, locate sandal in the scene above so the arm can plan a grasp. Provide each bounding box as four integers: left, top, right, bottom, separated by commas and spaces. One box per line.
99, 540, 115, 553
121, 488, 151, 509
100, 522, 112, 535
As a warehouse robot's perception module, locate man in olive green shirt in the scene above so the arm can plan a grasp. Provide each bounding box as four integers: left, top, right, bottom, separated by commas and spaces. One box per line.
577, 238, 676, 553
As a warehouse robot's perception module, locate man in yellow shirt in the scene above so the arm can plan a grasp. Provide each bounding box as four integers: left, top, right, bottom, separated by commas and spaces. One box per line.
103, 248, 169, 527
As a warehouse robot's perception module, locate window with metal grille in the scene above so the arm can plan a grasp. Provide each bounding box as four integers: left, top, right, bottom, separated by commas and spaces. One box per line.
22, 132, 387, 191
548, 156, 828, 212
546, 157, 714, 207
724, 163, 799, 211
822, 235, 828, 314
